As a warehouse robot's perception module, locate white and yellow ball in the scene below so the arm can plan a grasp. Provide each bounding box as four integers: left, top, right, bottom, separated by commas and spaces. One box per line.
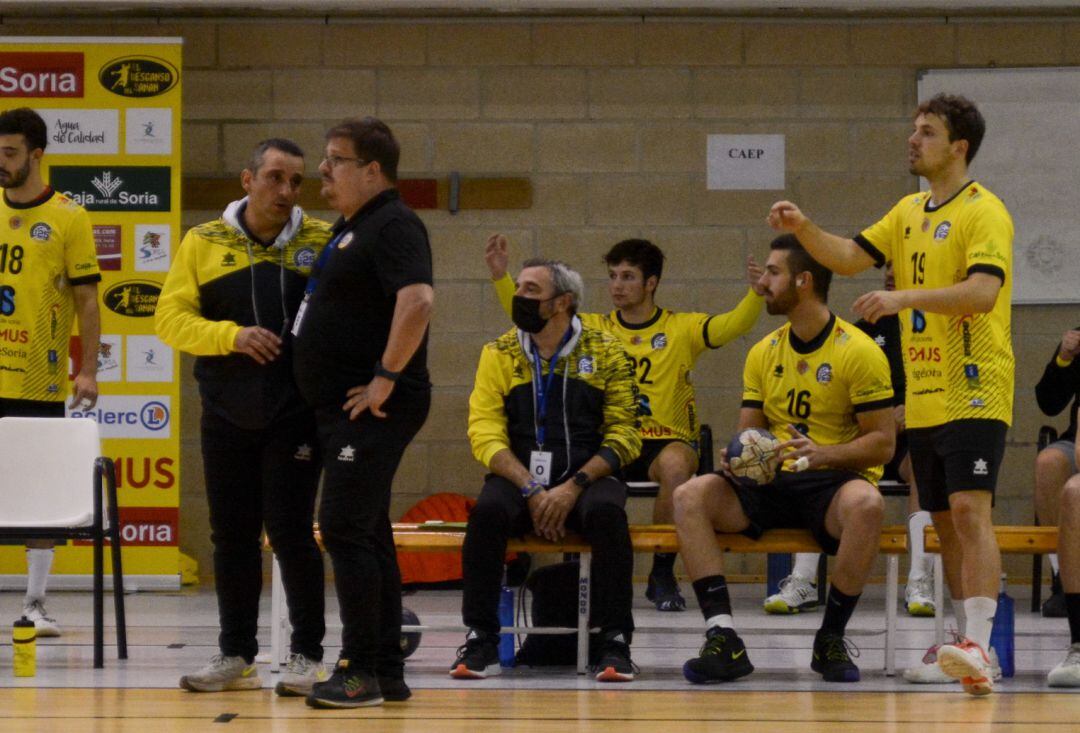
726, 428, 782, 487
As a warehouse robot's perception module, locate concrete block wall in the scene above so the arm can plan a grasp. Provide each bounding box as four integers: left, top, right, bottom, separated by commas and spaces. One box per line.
4, 14, 1078, 579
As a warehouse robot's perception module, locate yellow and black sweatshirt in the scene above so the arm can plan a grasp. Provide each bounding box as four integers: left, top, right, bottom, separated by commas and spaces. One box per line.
156, 198, 331, 429
468, 316, 642, 483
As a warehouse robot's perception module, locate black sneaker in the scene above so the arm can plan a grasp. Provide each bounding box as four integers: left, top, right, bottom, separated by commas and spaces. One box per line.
305, 659, 383, 709
1044, 573, 1067, 618
591, 630, 636, 682
378, 676, 412, 702
811, 630, 860, 682
682, 626, 754, 683
646, 572, 687, 612
449, 629, 501, 679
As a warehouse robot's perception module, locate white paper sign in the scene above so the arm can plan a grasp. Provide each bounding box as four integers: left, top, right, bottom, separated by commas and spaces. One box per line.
707, 134, 785, 190
37, 109, 119, 155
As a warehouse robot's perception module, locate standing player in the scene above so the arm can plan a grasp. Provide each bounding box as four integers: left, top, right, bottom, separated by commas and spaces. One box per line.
0, 108, 101, 637
673, 234, 893, 684
769, 93, 1013, 696
486, 235, 764, 611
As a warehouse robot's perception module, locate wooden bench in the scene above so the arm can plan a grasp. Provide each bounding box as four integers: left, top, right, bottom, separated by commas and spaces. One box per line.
269, 523, 909, 676
923, 526, 1058, 646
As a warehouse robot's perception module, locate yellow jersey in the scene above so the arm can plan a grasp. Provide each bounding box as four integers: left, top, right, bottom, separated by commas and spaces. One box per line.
855, 182, 1014, 428
494, 273, 763, 443
742, 314, 893, 483
0, 188, 100, 402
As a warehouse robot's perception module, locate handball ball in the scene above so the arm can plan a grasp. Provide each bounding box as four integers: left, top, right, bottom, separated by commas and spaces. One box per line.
726, 428, 782, 487
401, 607, 422, 659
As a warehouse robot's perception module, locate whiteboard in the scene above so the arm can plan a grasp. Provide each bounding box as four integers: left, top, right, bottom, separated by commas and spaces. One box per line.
918, 68, 1080, 304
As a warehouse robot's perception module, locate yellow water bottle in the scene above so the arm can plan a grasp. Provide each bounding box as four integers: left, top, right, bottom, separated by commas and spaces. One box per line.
13, 616, 36, 677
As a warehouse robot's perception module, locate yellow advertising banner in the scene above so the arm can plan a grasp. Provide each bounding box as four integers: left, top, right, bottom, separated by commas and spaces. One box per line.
0, 37, 183, 588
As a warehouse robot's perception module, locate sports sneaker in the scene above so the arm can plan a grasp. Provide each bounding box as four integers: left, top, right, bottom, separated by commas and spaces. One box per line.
1047, 643, 1080, 687
938, 637, 993, 696
591, 630, 636, 682
274, 652, 329, 697
682, 626, 754, 683
904, 574, 936, 617
179, 654, 262, 692
449, 629, 501, 679
378, 676, 412, 701
306, 659, 383, 708
23, 599, 60, 638
646, 572, 687, 612
1043, 591, 1067, 618
811, 630, 860, 682
763, 574, 818, 614
904, 636, 1002, 684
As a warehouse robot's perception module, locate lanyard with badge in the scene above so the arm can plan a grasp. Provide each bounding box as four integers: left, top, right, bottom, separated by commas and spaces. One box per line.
528, 326, 572, 486
291, 228, 352, 337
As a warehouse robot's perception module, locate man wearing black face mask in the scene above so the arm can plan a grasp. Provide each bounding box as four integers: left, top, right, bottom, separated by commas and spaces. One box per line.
453, 258, 642, 682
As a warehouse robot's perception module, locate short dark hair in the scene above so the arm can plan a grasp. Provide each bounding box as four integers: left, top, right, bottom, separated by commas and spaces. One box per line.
603, 239, 665, 284
247, 138, 304, 174
325, 116, 400, 183
769, 234, 832, 302
915, 93, 986, 165
0, 107, 48, 152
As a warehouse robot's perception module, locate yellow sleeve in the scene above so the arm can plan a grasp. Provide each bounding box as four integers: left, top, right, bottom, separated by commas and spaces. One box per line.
467, 343, 514, 468
598, 338, 642, 468
702, 288, 765, 352
846, 336, 894, 412
154, 230, 242, 356
741, 339, 766, 407
64, 206, 100, 281
963, 199, 1013, 282
856, 199, 904, 268
493, 272, 515, 317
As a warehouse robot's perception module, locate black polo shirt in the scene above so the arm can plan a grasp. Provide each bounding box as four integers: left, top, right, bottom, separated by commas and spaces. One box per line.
293, 188, 432, 408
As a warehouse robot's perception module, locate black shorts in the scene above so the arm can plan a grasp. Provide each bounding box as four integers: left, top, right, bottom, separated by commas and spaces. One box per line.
906, 419, 1007, 513
882, 430, 909, 483
0, 398, 65, 419
729, 469, 867, 555
622, 438, 695, 483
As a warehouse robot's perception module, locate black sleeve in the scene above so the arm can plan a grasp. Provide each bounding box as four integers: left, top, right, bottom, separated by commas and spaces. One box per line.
854, 316, 905, 406
852, 234, 886, 269
1035, 337, 1080, 417
373, 217, 434, 297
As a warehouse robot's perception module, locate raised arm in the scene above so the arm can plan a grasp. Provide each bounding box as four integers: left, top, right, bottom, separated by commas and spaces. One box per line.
768, 200, 877, 276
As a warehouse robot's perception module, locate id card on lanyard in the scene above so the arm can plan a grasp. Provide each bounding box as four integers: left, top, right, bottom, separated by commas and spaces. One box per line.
529, 327, 572, 486
292, 228, 352, 337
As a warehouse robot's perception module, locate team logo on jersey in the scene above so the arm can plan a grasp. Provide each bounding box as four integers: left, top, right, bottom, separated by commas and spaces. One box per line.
651, 333, 667, 350
816, 363, 832, 384
294, 444, 314, 461
967, 186, 982, 201
630, 335, 642, 345
30, 222, 51, 241
911, 309, 927, 334
796, 359, 809, 375
904, 226, 911, 239
964, 363, 980, 388
921, 217, 930, 233
8, 216, 20, 230
337, 445, 356, 462
577, 356, 594, 374
970, 398, 985, 408
773, 365, 784, 377
221, 252, 237, 267
294, 247, 316, 268
933, 221, 952, 241
874, 334, 886, 347
972, 458, 989, 476
337, 232, 354, 249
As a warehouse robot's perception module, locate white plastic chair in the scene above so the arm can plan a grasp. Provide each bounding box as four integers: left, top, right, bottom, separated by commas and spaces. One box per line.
0, 417, 127, 667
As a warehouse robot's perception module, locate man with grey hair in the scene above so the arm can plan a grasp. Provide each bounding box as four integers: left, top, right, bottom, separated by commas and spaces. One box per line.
157, 138, 330, 695
453, 258, 642, 682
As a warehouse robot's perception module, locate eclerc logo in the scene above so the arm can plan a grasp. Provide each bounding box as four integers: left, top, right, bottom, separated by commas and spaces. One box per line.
67, 395, 171, 439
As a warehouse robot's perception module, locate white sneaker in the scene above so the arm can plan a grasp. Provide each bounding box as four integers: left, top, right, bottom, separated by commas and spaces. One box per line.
274, 652, 329, 697
763, 574, 818, 614
179, 654, 262, 692
938, 637, 994, 696
1048, 643, 1080, 688
904, 574, 936, 617
904, 638, 1002, 685
23, 599, 60, 638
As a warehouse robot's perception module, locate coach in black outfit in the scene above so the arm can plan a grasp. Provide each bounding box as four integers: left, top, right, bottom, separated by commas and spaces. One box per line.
293, 117, 434, 709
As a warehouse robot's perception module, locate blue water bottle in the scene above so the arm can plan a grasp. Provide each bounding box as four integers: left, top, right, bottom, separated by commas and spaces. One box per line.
989, 573, 1014, 678
498, 574, 516, 668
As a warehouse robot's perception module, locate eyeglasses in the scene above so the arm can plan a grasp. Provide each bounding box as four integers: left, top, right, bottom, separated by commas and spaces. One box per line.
321, 155, 368, 169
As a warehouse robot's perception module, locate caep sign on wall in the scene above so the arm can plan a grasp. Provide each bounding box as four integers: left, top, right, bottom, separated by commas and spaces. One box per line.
707, 134, 786, 191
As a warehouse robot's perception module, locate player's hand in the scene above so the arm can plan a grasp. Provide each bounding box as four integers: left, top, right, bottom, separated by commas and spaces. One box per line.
233, 326, 281, 364
777, 424, 828, 471
343, 376, 395, 420
717, 446, 731, 473
69, 373, 99, 411
532, 480, 580, 541
747, 256, 766, 295
1060, 330, 1080, 361
484, 234, 509, 280
767, 201, 807, 233
853, 289, 906, 324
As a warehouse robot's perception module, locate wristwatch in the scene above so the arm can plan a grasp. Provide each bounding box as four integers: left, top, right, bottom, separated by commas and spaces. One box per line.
374, 360, 401, 382
572, 471, 592, 489
520, 479, 544, 499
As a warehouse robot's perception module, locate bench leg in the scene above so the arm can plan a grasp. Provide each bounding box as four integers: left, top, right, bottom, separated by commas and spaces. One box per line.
577, 551, 591, 675
885, 555, 898, 676
933, 553, 945, 646
271, 554, 285, 672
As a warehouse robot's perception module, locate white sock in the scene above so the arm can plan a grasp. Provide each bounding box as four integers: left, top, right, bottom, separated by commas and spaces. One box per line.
25, 548, 53, 602
1050, 553, 1060, 576
963, 596, 997, 650
906, 511, 933, 580
705, 614, 735, 631
792, 553, 820, 581
951, 598, 967, 637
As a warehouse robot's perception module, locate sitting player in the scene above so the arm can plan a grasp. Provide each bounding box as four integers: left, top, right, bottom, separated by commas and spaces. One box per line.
673, 235, 894, 683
